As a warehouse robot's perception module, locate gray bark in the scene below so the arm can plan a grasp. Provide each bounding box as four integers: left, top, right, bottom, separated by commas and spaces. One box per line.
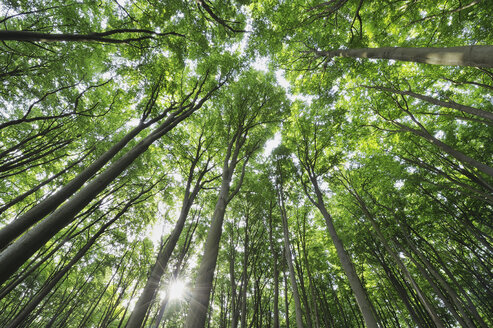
0, 123, 146, 249
278, 187, 305, 328
184, 131, 245, 328
364, 85, 493, 122
314, 46, 493, 68
309, 176, 379, 328
125, 141, 210, 328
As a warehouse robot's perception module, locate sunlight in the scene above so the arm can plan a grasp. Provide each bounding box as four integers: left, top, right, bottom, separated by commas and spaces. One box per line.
167, 279, 187, 301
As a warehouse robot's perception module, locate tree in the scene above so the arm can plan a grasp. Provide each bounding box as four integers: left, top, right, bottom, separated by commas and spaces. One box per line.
184, 70, 288, 328
1, 1, 492, 327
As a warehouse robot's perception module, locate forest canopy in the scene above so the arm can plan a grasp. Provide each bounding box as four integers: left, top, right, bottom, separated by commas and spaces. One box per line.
0, 1, 492, 327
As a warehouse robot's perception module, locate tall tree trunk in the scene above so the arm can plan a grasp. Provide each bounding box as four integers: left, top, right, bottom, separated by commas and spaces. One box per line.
345, 182, 446, 328
389, 109, 493, 178
313, 46, 493, 68
0, 78, 166, 248
0, 122, 146, 249
184, 129, 248, 328
308, 176, 380, 328
126, 140, 210, 328
267, 201, 280, 328
4, 195, 135, 328
276, 164, 305, 328
363, 85, 493, 122
0, 29, 183, 44
0, 82, 218, 285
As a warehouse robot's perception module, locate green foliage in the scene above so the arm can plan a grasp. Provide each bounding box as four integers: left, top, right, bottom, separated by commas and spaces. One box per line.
0, 0, 492, 327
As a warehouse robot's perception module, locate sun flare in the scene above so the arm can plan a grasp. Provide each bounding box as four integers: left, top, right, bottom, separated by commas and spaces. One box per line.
167, 279, 187, 301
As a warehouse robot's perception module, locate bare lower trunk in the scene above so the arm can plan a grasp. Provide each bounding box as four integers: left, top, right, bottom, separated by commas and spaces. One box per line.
184, 172, 231, 328
310, 178, 379, 328
314, 46, 493, 68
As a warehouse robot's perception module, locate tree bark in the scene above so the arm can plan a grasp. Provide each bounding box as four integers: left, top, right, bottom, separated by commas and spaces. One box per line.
313, 46, 493, 68
346, 184, 446, 328
0, 29, 183, 43
308, 176, 380, 328
0, 116, 156, 249
267, 201, 280, 328
184, 129, 246, 328
364, 85, 493, 122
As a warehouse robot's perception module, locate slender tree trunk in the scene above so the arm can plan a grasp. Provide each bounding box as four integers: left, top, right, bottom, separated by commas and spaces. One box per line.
267, 201, 280, 328
373, 247, 427, 328
313, 46, 493, 68
364, 85, 493, 122
184, 168, 232, 328
126, 146, 209, 328
346, 184, 446, 328
390, 111, 493, 177
308, 177, 379, 328
0, 122, 149, 249
276, 169, 304, 328
283, 270, 291, 328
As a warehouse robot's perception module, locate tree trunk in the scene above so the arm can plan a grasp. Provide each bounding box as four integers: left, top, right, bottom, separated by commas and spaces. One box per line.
0, 84, 216, 284
184, 130, 246, 328
126, 144, 209, 328
4, 197, 132, 328
267, 201, 280, 328
276, 166, 305, 328
347, 184, 446, 328
313, 46, 493, 68
0, 123, 146, 249
309, 177, 379, 328
364, 85, 493, 122
0, 29, 182, 44
391, 114, 493, 178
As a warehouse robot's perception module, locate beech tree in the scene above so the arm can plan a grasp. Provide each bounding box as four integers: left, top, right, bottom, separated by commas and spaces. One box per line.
1, 1, 492, 327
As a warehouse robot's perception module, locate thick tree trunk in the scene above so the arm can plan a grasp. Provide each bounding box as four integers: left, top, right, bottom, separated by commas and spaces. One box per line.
4, 197, 132, 328
0, 29, 182, 43
0, 122, 147, 249
314, 46, 493, 68
184, 152, 236, 328
309, 177, 379, 328
185, 120, 252, 328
